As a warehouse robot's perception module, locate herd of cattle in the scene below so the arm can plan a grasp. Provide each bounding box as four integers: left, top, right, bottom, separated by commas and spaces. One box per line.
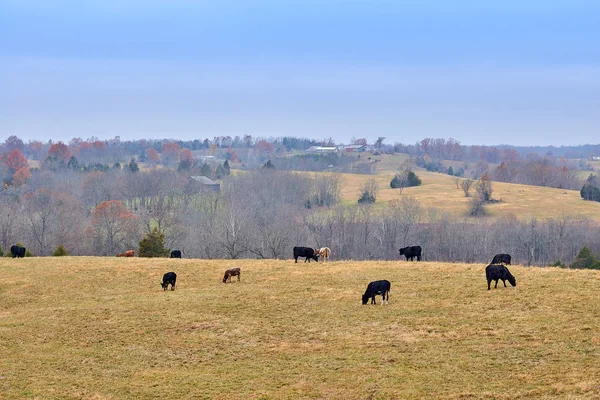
9, 242, 516, 301
158, 245, 516, 304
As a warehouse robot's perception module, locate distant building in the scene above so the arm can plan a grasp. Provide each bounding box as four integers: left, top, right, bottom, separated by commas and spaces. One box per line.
306, 146, 338, 153
190, 176, 221, 192
338, 144, 367, 152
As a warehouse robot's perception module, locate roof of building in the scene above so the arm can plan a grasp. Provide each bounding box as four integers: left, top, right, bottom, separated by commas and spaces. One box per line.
190, 176, 219, 185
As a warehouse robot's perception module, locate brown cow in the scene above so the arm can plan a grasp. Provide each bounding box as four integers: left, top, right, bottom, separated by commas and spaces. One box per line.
124, 250, 135, 257
223, 267, 241, 283
116, 253, 126, 257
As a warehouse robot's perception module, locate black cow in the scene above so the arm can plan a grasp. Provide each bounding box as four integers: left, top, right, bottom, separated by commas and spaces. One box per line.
485, 264, 516, 290
170, 250, 182, 258
293, 246, 319, 263
362, 280, 391, 305
161, 272, 177, 291
491, 253, 511, 265
10, 245, 26, 258
399, 246, 422, 261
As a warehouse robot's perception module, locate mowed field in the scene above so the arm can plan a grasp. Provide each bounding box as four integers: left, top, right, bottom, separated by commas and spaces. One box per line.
324, 154, 600, 221
2, 257, 600, 399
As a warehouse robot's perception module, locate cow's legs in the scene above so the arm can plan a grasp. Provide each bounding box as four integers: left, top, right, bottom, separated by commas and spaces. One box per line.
494, 279, 499, 288
502, 279, 507, 287
487, 280, 491, 290
417, 255, 421, 261
237, 273, 240, 282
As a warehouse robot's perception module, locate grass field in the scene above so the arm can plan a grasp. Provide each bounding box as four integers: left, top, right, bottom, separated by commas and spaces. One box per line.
320, 154, 600, 221
2, 257, 600, 399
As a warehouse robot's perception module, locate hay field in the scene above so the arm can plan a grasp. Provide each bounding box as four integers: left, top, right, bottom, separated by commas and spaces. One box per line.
2, 257, 600, 399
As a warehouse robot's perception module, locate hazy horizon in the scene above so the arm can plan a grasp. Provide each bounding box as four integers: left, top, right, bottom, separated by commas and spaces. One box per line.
2, 0, 599, 147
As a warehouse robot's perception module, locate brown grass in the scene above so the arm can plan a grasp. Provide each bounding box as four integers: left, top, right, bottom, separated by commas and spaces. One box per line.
317, 154, 600, 221
2, 257, 600, 399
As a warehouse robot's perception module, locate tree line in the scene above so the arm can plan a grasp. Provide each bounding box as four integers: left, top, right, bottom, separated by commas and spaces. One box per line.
1, 167, 599, 267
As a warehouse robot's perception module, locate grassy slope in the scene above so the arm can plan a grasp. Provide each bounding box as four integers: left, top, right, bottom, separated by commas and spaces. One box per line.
329, 154, 600, 221
2, 257, 600, 399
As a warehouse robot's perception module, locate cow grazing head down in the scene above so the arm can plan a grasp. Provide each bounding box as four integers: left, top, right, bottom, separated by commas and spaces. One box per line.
223, 267, 241, 283
507, 274, 517, 287
361, 294, 370, 305
161, 272, 177, 291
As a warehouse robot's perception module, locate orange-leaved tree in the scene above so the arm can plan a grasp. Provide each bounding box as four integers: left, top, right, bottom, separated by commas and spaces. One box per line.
48, 142, 71, 162
92, 200, 138, 256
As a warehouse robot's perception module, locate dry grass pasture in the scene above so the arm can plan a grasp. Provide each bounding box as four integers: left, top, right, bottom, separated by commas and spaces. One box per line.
322, 154, 600, 221
2, 257, 600, 399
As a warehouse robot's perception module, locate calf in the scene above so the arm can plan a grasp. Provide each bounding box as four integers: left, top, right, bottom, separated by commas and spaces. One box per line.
486, 264, 516, 290
399, 246, 422, 261
10, 245, 26, 258
161, 272, 177, 291
293, 246, 319, 263
362, 280, 391, 305
170, 250, 182, 258
124, 250, 135, 257
223, 267, 241, 283
491, 253, 511, 265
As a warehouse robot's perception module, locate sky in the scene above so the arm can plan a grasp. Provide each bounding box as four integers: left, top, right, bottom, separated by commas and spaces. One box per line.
1, 0, 599, 146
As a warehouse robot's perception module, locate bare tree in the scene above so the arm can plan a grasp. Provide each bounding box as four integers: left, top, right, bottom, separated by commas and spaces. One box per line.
452, 176, 460, 189
461, 178, 474, 197
358, 178, 379, 204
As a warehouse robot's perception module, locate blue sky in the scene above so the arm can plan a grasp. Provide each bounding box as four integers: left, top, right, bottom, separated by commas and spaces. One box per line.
2, 0, 599, 146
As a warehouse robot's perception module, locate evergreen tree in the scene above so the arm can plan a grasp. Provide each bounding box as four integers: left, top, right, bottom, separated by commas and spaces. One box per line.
223, 160, 231, 175
128, 158, 140, 173
53, 244, 69, 256
138, 228, 170, 258
262, 160, 275, 169
200, 163, 212, 177
67, 156, 80, 171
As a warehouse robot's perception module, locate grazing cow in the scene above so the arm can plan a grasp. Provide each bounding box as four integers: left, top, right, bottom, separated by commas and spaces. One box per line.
170, 250, 182, 258
486, 264, 516, 290
491, 253, 511, 265
10, 245, 26, 258
317, 247, 331, 261
124, 250, 135, 257
362, 280, 391, 305
293, 246, 319, 263
399, 246, 422, 261
161, 272, 177, 291
116, 253, 126, 257
223, 267, 241, 283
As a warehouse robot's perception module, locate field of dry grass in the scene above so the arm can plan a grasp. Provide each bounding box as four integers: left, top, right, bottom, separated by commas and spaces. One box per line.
324, 154, 600, 221
2, 257, 600, 399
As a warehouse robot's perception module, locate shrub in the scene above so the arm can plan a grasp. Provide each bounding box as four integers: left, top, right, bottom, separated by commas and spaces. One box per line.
139, 228, 170, 258
580, 174, 600, 202
390, 171, 421, 189
0, 246, 3, 257
25, 249, 34, 257
358, 191, 376, 204
53, 245, 69, 256
570, 246, 600, 269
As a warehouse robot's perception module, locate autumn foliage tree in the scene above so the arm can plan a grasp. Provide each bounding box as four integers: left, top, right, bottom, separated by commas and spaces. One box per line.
47, 142, 71, 162
146, 148, 161, 164
161, 142, 181, 166
92, 200, 138, 255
